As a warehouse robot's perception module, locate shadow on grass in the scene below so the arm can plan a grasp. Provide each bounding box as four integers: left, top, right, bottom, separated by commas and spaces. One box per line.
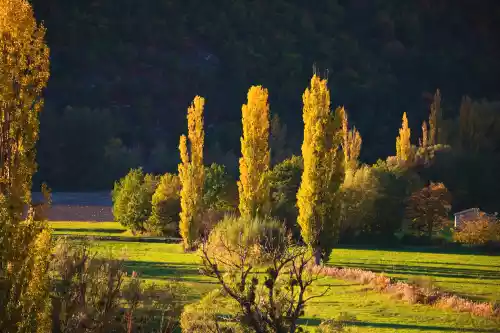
122, 260, 216, 285
298, 319, 499, 332
53, 228, 125, 234
335, 245, 499, 256
335, 262, 500, 280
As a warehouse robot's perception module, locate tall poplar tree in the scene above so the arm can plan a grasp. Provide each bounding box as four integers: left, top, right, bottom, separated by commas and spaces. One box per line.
297, 75, 344, 265
340, 108, 362, 170
179, 96, 205, 250
396, 112, 411, 162
428, 89, 442, 145
420, 121, 428, 148
238, 85, 271, 218
0, 0, 52, 331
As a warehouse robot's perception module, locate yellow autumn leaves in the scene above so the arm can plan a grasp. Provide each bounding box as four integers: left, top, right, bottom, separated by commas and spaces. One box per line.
178, 75, 350, 257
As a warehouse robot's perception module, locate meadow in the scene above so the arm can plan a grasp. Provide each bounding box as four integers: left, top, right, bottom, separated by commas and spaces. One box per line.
50, 221, 500, 333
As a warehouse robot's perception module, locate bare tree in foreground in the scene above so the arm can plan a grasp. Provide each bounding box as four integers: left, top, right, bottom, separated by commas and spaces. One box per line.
199, 229, 330, 333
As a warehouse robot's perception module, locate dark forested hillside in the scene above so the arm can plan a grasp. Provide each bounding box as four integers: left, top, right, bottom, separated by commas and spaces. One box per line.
30, 0, 500, 191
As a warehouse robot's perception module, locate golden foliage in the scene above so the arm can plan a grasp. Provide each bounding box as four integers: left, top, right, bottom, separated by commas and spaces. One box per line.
396, 112, 411, 162
340, 108, 362, 170
0, 1, 52, 331
238, 85, 271, 218
454, 213, 500, 245
296, 75, 344, 262
179, 96, 205, 250
0, 0, 50, 210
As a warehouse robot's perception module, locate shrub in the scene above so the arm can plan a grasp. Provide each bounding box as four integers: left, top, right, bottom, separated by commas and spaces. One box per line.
51, 238, 186, 332
316, 313, 357, 333
180, 290, 240, 333
453, 213, 500, 246
205, 215, 287, 265
112, 168, 158, 233
200, 220, 325, 333
146, 173, 181, 236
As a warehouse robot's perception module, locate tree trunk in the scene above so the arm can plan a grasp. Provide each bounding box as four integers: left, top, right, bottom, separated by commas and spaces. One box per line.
51, 296, 62, 333
313, 247, 322, 266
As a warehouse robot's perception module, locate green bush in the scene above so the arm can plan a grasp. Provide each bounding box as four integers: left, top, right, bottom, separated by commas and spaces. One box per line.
205, 215, 287, 265
112, 168, 158, 233
146, 173, 181, 236
180, 290, 241, 333
203, 163, 234, 211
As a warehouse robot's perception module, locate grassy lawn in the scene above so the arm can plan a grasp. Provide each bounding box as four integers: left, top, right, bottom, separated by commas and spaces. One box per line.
327, 248, 500, 303
52, 222, 500, 332
50, 221, 128, 236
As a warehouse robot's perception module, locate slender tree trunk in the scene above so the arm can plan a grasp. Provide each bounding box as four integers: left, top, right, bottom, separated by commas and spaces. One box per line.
313, 247, 322, 266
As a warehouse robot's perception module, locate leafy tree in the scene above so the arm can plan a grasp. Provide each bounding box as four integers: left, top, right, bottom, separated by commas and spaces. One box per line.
267, 155, 303, 238
112, 168, 157, 233
146, 173, 181, 236
179, 96, 205, 250
297, 75, 344, 264
203, 163, 233, 212
0, 0, 52, 331
396, 112, 412, 163
406, 182, 452, 238
368, 160, 421, 242
339, 165, 380, 242
238, 86, 271, 219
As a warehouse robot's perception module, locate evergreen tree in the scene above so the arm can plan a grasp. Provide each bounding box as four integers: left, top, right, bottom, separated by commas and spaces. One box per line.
396, 112, 412, 162
238, 86, 271, 219
179, 96, 205, 250
296, 75, 344, 265
0, 0, 52, 331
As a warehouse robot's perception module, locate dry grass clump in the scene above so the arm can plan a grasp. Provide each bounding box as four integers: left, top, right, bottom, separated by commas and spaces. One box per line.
314, 265, 500, 318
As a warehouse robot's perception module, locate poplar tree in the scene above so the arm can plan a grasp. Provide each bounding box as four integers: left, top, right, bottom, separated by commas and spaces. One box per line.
428, 89, 442, 145
238, 85, 271, 219
179, 96, 205, 250
297, 75, 344, 265
420, 121, 428, 148
396, 112, 411, 162
0, 0, 52, 331
340, 108, 362, 170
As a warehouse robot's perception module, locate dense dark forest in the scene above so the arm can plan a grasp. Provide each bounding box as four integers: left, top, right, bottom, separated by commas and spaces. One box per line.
30, 0, 500, 211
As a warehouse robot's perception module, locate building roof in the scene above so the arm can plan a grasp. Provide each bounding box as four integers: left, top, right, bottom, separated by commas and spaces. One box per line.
454, 208, 479, 216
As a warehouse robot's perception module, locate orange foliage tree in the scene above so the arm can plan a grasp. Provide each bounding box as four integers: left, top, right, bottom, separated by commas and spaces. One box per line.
406, 182, 451, 238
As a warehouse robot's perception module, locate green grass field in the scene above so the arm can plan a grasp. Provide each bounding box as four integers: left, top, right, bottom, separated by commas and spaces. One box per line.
51, 222, 500, 332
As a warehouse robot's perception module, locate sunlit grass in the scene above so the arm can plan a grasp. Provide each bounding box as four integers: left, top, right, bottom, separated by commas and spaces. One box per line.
327, 248, 500, 303
54, 222, 500, 332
